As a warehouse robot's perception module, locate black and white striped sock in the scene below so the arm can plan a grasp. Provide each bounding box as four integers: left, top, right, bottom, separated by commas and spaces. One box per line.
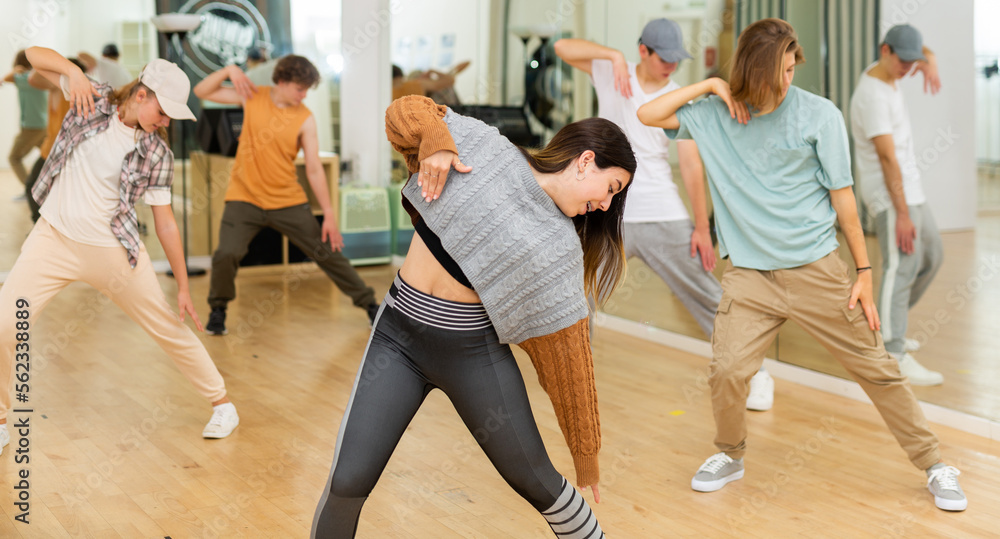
541, 478, 605, 538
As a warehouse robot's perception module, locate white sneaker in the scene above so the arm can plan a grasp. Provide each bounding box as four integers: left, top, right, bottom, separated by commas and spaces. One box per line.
202, 403, 239, 439
0, 426, 8, 456
927, 465, 967, 511
746, 370, 774, 411
904, 338, 921, 352
897, 353, 944, 386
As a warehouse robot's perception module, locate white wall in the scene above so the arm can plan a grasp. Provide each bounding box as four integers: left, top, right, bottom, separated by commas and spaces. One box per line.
390, 0, 491, 104
290, 0, 339, 152
340, 0, 392, 187
1, 0, 154, 171
974, 0, 1000, 162
881, 0, 976, 231
67, 0, 155, 64
1, 0, 72, 171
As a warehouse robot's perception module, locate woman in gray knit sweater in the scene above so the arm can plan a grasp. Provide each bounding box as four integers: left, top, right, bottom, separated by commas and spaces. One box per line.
313, 96, 635, 538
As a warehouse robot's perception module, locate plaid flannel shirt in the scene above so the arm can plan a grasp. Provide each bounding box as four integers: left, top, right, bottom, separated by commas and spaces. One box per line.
32, 81, 174, 268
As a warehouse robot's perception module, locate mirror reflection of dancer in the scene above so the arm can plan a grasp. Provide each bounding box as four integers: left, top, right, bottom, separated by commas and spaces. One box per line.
312, 95, 637, 537
638, 18, 966, 512
850, 25, 945, 386
0, 48, 239, 457
3, 50, 48, 189
555, 18, 775, 411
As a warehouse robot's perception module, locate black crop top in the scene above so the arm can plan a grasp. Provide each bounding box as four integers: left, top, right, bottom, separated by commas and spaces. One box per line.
412, 218, 474, 290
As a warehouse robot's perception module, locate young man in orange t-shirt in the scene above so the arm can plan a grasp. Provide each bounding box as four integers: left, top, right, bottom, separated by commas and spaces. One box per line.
194, 56, 377, 335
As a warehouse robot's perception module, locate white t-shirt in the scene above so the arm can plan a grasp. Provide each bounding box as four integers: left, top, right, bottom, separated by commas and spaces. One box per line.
590, 59, 689, 222
42, 77, 172, 247
92, 57, 134, 90
849, 65, 925, 216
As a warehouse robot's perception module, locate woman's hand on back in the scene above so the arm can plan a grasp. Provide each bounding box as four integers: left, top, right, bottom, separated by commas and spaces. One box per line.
709, 78, 750, 125
418, 149, 472, 202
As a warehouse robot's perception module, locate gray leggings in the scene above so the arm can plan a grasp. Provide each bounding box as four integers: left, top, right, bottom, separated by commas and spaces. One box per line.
311, 277, 604, 538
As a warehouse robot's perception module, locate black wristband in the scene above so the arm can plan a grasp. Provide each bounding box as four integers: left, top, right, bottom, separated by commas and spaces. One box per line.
856, 266, 872, 274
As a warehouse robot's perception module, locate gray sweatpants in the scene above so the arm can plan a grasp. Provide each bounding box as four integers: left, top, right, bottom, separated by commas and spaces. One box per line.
874, 204, 943, 356
623, 220, 723, 338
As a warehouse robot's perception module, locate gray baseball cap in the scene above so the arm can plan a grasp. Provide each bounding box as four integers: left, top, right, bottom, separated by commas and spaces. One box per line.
639, 18, 692, 63
883, 24, 926, 62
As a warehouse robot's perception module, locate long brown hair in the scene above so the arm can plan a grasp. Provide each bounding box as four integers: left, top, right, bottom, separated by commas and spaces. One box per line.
14, 50, 30, 69
518, 118, 637, 304
729, 18, 804, 112
108, 79, 168, 140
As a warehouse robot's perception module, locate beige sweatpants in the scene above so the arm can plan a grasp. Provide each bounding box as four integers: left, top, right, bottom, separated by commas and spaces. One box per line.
710, 251, 941, 470
0, 219, 227, 420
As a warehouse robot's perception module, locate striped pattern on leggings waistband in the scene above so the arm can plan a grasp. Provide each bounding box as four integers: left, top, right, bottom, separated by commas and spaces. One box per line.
387, 274, 492, 331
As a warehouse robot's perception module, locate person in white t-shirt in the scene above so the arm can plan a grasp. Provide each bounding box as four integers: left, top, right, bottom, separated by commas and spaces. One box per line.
850, 25, 944, 386
0, 48, 240, 458
555, 18, 774, 410
78, 44, 134, 90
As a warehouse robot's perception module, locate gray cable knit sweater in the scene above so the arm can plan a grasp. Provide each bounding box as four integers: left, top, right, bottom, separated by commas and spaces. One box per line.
400, 109, 589, 344
388, 96, 602, 487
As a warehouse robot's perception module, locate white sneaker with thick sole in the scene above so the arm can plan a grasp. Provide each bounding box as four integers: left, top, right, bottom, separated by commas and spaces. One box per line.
692, 452, 744, 492
202, 403, 240, 439
897, 353, 944, 386
927, 465, 967, 511
0, 426, 8, 456
746, 370, 774, 411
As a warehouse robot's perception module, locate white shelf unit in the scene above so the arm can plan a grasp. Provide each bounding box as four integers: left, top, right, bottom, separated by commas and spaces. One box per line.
116, 21, 158, 78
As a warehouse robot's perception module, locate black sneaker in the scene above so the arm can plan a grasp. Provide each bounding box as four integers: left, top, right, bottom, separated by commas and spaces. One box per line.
366, 303, 380, 325
206, 308, 228, 336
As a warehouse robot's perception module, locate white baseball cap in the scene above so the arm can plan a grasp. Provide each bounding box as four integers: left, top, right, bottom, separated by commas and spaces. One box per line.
138, 58, 196, 121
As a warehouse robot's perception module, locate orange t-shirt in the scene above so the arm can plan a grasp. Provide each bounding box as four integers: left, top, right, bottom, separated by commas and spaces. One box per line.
225, 86, 313, 209
41, 94, 72, 159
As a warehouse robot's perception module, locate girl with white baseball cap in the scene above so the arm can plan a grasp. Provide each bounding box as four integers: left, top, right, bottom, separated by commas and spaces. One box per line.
0, 48, 239, 458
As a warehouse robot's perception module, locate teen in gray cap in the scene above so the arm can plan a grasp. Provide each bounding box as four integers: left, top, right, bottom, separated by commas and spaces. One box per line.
849, 24, 946, 387
556, 17, 776, 411
639, 18, 693, 62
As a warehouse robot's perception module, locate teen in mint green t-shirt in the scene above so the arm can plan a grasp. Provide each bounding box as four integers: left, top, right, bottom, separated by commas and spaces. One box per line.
635, 17, 967, 514
665, 85, 852, 270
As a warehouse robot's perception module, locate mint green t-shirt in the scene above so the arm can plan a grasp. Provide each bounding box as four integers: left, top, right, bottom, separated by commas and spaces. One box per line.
667, 86, 853, 270
14, 72, 48, 129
